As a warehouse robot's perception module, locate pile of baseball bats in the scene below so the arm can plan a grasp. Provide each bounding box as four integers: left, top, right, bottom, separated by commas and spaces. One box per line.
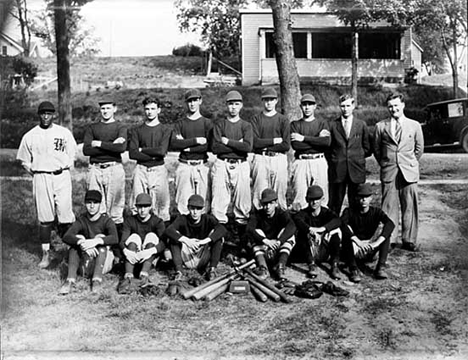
181, 259, 292, 303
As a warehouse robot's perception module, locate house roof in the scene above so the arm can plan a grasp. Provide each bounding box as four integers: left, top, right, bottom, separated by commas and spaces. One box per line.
0, 32, 24, 52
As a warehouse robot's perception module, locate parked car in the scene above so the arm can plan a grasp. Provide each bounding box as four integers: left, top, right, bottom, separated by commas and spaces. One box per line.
421, 98, 468, 152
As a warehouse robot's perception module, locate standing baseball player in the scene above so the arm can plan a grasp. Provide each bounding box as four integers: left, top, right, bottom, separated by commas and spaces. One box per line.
59, 190, 118, 295
251, 88, 290, 210
171, 89, 213, 215
290, 94, 331, 210
16, 101, 77, 269
82, 99, 127, 230
128, 97, 172, 222
327, 94, 371, 215
292, 185, 341, 279
373, 93, 424, 251
165, 194, 227, 281
246, 188, 296, 280
341, 183, 395, 282
211, 90, 253, 237
118, 193, 166, 294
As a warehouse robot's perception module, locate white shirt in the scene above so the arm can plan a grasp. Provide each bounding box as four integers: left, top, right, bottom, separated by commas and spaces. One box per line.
341, 116, 353, 137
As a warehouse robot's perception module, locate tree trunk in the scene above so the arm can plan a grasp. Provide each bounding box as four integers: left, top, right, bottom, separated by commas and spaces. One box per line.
53, 0, 73, 130
351, 25, 358, 104
451, 25, 459, 98
269, 0, 302, 120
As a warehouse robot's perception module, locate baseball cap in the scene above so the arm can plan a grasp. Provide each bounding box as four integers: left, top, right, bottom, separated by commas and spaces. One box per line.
261, 88, 278, 99
260, 188, 278, 204
37, 101, 55, 113
85, 190, 102, 203
185, 89, 202, 101
135, 193, 152, 206
98, 99, 115, 106
300, 94, 316, 104
306, 185, 324, 201
187, 194, 204, 208
226, 90, 243, 102
356, 183, 373, 197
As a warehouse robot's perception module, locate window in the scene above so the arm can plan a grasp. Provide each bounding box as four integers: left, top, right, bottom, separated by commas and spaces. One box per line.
265, 32, 307, 59
312, 32, 352, 59
2, 46, 7, 56
359, 33, 401, 59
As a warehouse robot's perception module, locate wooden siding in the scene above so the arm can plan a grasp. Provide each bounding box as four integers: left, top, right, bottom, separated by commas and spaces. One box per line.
241, 10, 419, 86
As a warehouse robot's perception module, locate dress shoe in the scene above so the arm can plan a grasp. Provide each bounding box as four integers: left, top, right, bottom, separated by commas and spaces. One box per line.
374, 266, 389, 279
349, 268, 362, 283
307, 262, 318, 278
402, 242, 417, 252
59, 279, 75, 295
38, 250, 50, 269
330, 263, 341, 280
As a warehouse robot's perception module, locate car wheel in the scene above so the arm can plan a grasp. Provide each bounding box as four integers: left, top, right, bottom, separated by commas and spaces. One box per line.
462, 131, 468, 153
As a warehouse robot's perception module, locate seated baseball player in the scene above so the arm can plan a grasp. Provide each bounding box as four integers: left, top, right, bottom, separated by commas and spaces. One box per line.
59, 190, 118, 295
340, 183, 395, 282
118, 193, 166, 294
246, 188, 296, 281
292, 185, 342, 280
165, 194, 227, 281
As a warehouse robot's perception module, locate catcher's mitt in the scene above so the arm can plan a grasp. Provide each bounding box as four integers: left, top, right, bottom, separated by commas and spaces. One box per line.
294, 280, 323, 299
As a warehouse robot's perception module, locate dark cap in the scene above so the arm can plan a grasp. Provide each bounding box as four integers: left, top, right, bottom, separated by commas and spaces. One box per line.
37, 101, 55, 113
261, 88, 278, 99
356, 183, 373, 197
260, 188, 278, 204
306, 185, 324, 201
226, 90, 243, 102
85, 190, 102, 203
98, 99, 115, 106
185, 89, 202, 101
135, 193, 152, 206
187, 194, 204, 208
300, 94, 316, 104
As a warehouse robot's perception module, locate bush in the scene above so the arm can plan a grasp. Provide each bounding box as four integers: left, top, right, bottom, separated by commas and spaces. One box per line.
172, 44, 204, 57
12, 57, 38, 85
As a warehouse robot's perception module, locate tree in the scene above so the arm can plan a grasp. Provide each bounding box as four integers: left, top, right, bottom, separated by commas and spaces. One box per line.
412, 0, 467, 98
9, 0, 32, 56
267, 0, 302, 119
51, 0, 94, 131
30, 1, 100, 57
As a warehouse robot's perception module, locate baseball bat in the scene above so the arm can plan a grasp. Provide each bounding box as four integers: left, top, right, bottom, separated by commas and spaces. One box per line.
204, 274, 241, 301
244, 274, 280, 302
244, 268, 292, 303
247, 279, 268, 302
182, 259, 255, 299
192, 273, 238, 300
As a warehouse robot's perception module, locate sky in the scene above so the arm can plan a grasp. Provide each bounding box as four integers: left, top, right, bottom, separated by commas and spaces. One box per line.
28, 0, 202, 56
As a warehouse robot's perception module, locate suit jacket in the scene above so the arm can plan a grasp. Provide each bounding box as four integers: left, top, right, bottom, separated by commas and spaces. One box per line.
327, 117, 371, 183
373, 116, 424, 183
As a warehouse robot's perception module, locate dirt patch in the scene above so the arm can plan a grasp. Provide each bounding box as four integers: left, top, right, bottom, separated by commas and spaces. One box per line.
1, 162, 468, 359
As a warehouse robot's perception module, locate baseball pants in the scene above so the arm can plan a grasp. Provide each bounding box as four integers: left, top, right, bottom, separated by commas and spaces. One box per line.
130, 164, 170, 221
124, 233, 165, 276
211, 159, 251, 225
291, 157, 328, 210
175, 162, 211, 215
87, 163, 125, 224
251, 153, 288, 210
33, 171, 75, 224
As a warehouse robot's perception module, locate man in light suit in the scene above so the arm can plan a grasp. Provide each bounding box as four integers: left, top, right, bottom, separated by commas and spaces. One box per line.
373, 93, 424, 252
327, 94, 372, 215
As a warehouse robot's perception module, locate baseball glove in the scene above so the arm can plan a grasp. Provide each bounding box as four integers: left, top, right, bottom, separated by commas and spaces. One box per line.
294, 280, 323, 299
139, 283, 161, 297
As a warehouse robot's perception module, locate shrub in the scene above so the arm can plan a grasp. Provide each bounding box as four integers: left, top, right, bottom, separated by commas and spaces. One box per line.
12, 57, 38, 86
172, 44, 204, 57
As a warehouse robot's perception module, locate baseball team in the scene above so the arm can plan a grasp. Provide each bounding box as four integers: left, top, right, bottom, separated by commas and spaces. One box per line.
16, 88, 424, 295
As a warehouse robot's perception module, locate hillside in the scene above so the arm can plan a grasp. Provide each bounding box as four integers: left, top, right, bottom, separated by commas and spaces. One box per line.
1, 56, 463, 148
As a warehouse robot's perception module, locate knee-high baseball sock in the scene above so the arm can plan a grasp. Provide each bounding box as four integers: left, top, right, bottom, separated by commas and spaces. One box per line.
329, 234, 341, 264
255, 253, 268, 269
377, 237, 390, 267
39, 223, 53, 247
92, 246, 107, 281
141, 243, 160, 274
124, 243, 138, 276
170, 242, 184, 272
209, 240, 223, 268
67, 246, 80, 280
278, 252, 289, 266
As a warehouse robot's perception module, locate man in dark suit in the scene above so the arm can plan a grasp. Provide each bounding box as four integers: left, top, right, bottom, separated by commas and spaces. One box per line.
327, 94, 371, 215
373, 93, 424, 251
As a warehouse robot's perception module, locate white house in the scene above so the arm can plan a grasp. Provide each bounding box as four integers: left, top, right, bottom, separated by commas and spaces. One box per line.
240, 9, 423, 86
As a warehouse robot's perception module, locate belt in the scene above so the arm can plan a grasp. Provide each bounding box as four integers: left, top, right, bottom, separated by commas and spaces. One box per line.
179, 158, 206, 166
258, 150, 282, 157
92, 161, 119, 169
34, 168, 69, 175
298, 153, 324, 160
220, 158, 246, 164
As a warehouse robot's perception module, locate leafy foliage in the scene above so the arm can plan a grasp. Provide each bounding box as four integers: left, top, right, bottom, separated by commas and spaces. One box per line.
12, 56, 38, 85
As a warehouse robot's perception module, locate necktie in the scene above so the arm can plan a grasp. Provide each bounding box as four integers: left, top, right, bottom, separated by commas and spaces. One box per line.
344, 119, 350, 138
395, 120, 402, 143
